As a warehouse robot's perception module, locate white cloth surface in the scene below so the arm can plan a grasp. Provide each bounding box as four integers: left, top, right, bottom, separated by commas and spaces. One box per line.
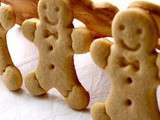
0, 0, 160, 120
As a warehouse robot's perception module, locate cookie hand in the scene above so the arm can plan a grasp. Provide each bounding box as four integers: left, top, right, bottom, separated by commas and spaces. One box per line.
0, 5, 16, 31
90, 38, 112, 69
21, 18, 39, 42
72, 27, 94, 54
2, 66, 22, 91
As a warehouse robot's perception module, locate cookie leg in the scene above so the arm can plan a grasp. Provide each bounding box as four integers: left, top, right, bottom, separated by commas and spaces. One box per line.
2, 66, 22, 91
91, 102, 111, 120
25, 72, 46, 96
66, 85, 89, 110
0, 6, 22, 91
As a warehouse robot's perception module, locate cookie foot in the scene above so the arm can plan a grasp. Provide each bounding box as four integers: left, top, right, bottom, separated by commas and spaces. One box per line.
2, 66, 22, 91
66, 85, 89, 110
25, 72, 46, 96
91, 102, 111, 120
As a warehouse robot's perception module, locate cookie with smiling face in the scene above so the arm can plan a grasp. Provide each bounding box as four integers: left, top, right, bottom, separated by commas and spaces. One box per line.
21, 0, 92, 110
21, 0, 119, 110
90, 5, 160, 120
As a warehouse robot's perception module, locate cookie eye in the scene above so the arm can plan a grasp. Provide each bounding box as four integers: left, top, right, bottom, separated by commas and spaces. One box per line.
54, 7, 59, 12
119, 24, 125, 31
136, 28, 143, 35
43, 4, 47, 10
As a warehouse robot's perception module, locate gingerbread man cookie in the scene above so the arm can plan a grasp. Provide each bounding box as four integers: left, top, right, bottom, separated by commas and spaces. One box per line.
0, 5, 22, 91
21, 0, 118, 110
21, 0, 96, 110
90, 2, 160, 120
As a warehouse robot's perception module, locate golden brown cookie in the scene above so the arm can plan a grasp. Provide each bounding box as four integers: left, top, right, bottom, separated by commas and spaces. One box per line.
90, 6, 160, 120
21, 0, 94, 110
0, 5, 22, 91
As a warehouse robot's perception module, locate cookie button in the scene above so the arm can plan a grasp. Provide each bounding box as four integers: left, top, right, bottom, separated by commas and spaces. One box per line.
126, 77, 133, 84
49, 64, 55, 70
125, 99, 132, 106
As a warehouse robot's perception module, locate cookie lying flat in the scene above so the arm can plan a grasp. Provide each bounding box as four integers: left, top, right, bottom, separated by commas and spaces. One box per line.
0, 5, 22, 91
90, 4, 160, 120
21, 0, 97, 110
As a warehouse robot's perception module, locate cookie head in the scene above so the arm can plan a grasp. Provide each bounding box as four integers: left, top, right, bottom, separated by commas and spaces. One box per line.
112, 8, 159, 52
38, 0, 73, 27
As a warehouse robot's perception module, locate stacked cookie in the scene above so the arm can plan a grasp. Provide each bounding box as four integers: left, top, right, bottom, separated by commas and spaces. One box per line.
1, 0, 160, 120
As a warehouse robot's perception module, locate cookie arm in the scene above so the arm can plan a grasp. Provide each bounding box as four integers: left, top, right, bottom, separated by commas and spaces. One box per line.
90, 38, 112, 69
72, 27, 95, 54
0, 6, 16, 30
0, 6, 22, 90
21, 18, 39, 42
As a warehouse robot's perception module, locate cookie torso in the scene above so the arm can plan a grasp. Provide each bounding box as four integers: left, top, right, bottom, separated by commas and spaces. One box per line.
106, 8, 160, 120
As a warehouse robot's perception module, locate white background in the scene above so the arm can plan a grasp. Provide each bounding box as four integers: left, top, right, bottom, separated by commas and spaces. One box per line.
1, 0, 160, 120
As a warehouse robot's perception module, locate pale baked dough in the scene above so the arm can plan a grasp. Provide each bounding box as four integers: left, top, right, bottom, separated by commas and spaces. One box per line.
21, 0, 95, 110
91, 4, 160, 120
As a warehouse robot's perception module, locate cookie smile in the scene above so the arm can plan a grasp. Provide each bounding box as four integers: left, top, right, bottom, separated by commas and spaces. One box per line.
121, 40, 140, 51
